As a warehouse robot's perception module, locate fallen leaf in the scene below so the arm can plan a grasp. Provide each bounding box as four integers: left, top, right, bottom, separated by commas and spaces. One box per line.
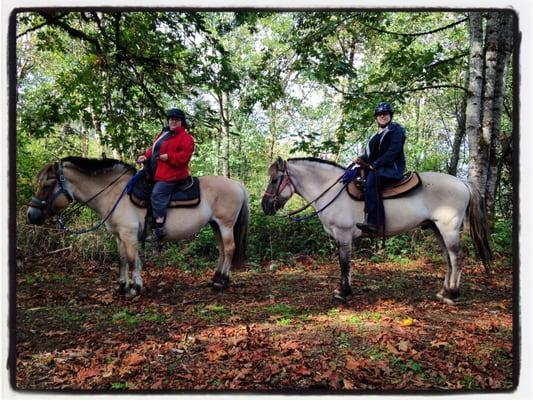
386, 341, 400, 355
77, 368, 98, 381
397, 340, 412, 352
430, 340, 449, 348
44, 330, 69, 337
99, 294, 114, 304
343, 378, 355, 389
345, 355, 364, 371
124, 353, 146, 366
401, 317, 416, 326
151, 380, 164, 390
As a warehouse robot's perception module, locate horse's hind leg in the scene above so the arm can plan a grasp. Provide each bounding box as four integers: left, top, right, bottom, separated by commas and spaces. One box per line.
212, 224, 234, 291
432, 222, 463, 305
209, 221, 227, 290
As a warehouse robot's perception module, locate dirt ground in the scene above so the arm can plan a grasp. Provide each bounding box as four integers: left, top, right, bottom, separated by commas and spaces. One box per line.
13, 251, 514, 392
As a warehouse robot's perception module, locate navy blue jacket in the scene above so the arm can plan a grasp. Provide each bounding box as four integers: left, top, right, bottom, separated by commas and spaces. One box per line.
360, 122, 406, 180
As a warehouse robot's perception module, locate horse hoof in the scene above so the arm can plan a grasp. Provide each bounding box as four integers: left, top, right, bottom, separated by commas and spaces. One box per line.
212, 275, 229, 291
436, 290, 457, 305
333, 288, 349, 303
333, 293, 347, 303
212, 280, 229, 291
126, 287, 139, 298
114, 282, 129, 294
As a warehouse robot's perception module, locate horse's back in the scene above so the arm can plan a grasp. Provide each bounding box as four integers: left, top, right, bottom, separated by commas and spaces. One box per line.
418, 172, 469, 201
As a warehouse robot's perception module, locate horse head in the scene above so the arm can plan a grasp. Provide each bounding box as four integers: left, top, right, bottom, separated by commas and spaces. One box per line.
27, 161, 72, 225
262, 156, 295, 215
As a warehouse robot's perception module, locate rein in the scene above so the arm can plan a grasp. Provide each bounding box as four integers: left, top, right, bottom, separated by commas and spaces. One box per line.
265, 160, 350, 222
56, 163, 132, 235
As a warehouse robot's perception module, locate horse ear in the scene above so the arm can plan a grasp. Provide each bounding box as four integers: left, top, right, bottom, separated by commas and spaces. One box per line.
269, 156, 285, 175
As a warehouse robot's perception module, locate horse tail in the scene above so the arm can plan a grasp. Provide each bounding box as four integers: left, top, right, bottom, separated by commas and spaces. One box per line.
466, 184, 493, 274
232, 184, 249, 268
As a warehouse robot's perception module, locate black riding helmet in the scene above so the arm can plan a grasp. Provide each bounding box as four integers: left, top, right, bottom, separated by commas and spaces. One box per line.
166, 108, 187, 127
374, 101, 394, 117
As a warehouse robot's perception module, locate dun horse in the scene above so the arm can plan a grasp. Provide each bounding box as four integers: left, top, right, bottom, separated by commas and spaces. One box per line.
262, 157, 492, 304
27, 157, 249, 297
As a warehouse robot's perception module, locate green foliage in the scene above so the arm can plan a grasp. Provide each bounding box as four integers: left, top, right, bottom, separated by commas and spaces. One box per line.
491, 218, 512, 256
15, 10, 513, 270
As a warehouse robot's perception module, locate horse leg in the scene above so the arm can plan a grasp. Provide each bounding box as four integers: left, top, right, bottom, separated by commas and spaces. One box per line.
124, 239, 143, 297
209, 221, 226, 289
333, 241, 353, 302
433, 222, 463, 305
115, 238, 130, 294
212, 224, 234, 291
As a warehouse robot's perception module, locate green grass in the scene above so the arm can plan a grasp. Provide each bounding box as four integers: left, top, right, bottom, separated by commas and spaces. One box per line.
112, 308, 167, 326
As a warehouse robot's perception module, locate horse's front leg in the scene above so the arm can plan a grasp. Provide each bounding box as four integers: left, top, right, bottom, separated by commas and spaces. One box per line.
115, 236, 143, 297
125, 240, 143, 297
334, 241, 353, 302
115, 238, 131, 294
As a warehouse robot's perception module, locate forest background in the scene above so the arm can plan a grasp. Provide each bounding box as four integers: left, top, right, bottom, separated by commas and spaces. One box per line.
15, 10, 514, 263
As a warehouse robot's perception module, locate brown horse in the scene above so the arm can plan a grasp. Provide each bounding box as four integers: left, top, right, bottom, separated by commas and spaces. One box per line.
27, 156, 249, 297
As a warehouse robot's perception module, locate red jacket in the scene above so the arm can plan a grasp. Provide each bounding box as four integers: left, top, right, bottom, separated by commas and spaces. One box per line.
143, 126, 195, 182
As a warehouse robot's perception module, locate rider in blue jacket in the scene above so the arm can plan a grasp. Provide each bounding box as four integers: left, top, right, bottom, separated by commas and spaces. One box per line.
355, 102, 406, 234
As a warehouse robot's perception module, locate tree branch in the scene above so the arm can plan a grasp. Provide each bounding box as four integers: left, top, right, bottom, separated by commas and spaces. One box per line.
38, 11, 103, 53
16, 12, 70, 38
361, 17, 468, 38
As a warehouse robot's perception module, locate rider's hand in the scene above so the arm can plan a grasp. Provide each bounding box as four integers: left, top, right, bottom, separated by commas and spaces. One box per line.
136, 155, 147, 164
159, 153, 169, 161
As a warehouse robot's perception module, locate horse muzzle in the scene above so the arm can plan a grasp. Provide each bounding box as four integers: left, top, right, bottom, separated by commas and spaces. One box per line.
27, 206, 45, 225
261, 196, 281, 216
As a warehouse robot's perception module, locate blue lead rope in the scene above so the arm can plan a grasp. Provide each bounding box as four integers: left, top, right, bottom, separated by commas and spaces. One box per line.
57, 183, 129, 235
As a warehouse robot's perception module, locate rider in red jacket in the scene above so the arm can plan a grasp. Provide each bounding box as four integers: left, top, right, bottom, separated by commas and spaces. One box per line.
137, 108, 195, 240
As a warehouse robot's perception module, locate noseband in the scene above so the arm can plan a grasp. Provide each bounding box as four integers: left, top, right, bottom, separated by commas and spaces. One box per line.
28, 163, 73, 212
263, 161, 295, 204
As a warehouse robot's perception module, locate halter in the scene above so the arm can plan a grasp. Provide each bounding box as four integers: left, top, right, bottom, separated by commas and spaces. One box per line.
28, 162, 73, 213
263, 161, 295, 204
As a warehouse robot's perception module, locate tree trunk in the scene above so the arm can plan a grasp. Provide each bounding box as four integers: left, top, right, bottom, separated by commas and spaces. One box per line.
449, 75, 468, 176
484, 13, 513, 214
218, 92, 231, 178
465, 12, 485, 193
267, 104, 278, 165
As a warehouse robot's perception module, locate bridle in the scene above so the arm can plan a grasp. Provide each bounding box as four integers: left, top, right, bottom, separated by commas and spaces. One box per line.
29, 160, 131, 234
28, 162, 73, 214
263, 161, 295, 206
263, 158, 351, 222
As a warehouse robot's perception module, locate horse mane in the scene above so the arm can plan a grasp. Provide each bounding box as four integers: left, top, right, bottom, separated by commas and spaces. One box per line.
288, 157, 345, 171
61, 156, 136, 176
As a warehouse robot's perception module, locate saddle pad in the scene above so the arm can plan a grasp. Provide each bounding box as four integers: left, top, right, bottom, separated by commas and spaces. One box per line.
347, 172, 421, 201
129, 175, 201, 208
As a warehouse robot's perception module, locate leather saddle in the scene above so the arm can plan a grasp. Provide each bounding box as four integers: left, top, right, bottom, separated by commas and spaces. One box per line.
129, 173, 201, 208
346, 171, 422, 201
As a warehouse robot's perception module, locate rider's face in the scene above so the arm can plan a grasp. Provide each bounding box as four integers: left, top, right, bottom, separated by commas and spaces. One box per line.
169, 117, 182, 129
376, 112, 391, 127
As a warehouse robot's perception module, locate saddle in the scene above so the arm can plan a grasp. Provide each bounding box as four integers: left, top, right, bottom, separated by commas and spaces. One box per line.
129, 172, 201, 208
346, 171, 421, 201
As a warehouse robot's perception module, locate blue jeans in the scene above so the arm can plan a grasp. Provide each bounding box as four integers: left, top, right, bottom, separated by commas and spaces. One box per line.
151, 181, 177, 222
365, 172, 397, 226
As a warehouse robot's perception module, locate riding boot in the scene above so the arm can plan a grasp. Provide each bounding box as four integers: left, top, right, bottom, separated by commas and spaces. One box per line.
146, 222, 166, 242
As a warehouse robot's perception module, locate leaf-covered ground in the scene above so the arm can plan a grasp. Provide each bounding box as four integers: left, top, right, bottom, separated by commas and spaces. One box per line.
14, 251, 514, 392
